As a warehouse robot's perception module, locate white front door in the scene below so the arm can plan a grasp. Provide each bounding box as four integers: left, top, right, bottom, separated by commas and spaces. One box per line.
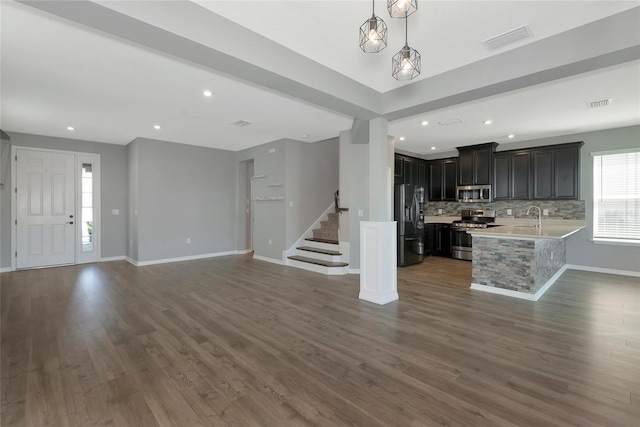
16, 149, 76, 268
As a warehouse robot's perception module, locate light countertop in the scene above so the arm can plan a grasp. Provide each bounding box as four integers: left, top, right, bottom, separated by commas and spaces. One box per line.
467, 224, 584, 240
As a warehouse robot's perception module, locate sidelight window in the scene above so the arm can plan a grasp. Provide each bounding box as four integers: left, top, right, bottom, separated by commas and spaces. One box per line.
81, 163, 94, 252
592, 149, 640, 244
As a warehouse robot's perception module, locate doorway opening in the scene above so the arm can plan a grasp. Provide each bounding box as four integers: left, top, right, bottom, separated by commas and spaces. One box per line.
245, 160, 254, 252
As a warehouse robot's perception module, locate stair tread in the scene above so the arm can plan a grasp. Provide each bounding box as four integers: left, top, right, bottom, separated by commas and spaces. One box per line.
296, 246, 342, 256
305, 238, 339, 245
288, 256, 348, 267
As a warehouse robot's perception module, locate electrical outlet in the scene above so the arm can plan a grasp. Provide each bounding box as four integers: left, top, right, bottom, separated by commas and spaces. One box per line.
268, 239, 272, 245
289, 201, 294, 207
551, 252, 554, 260
438, 209, 443, 214
358, 209, 364, 217
543, 209, 549, 216
186, 238, 191, 244
112, 209, 119, 215
507, 209, 512, 215
268, 148, 276, 154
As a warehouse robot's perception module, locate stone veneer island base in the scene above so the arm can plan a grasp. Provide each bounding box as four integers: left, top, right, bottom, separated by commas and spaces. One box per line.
468, 225, 584, 301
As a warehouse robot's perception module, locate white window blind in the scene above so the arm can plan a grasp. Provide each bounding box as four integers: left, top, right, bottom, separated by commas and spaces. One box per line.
593, 150, 640, 242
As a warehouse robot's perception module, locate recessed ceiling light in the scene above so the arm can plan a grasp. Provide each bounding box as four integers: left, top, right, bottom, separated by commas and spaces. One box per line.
399, 137, 405, 141
203, 90, 213, 97
421, 121, 429, 126
154, 125, 161, 130
66, 126, 75, 131
508, 134, 515, 139
430, 147, 436, 150
484, 120, 492, 125
302, 134, 309, 138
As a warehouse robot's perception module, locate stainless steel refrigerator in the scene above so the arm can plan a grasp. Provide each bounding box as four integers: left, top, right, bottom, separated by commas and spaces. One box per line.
394, 184, 425, 266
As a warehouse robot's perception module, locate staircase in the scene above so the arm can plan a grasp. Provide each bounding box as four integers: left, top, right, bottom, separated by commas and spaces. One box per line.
287, 212, 349, 275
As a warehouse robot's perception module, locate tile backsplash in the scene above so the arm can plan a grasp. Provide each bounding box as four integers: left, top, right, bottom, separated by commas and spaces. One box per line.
425, 200, 585, 220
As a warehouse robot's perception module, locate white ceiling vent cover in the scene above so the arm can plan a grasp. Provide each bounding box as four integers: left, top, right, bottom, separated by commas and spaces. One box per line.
231, 120, 252, 127
483, 25, 532, 50
438, 118, 463, 126
589, 99, 612, 108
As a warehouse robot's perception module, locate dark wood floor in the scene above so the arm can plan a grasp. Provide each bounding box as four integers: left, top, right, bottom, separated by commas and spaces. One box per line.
1, 255, 639, 426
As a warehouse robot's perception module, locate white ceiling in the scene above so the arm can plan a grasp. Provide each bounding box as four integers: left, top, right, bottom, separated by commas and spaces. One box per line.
390, 59, 640, 154
1, 0, 639, 154
197, 0, 638, 92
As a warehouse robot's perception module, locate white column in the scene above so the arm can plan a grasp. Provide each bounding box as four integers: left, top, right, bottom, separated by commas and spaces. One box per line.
359, 118, 398, 305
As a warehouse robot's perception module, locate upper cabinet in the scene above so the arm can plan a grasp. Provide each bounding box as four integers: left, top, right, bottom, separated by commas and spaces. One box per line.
428, 158, 457, 201
457, 142, 498, 185
493, 151, 531, 200
531, 142, 583, 200
494, 142, 582, 201
394, 154, 427, 189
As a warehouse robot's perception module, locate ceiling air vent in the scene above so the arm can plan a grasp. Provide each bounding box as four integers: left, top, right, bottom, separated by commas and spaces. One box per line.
589, 99, 612, 108
482, 25, 532, 50
438, 118, 463, 126
231, 120, 251, 127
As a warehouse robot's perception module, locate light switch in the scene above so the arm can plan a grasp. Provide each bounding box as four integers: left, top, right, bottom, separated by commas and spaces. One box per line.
507, 209, 512, 215
112, 209, 119, 215
289, 201, 294, 207
358, 209, 364, 217
268, 148, 276, 154
543, 209, 549, 216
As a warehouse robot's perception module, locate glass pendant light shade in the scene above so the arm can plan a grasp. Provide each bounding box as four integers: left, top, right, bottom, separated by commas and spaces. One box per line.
387, 0, 418, 18
392, 44, 421, 80
360, 15, 388, 52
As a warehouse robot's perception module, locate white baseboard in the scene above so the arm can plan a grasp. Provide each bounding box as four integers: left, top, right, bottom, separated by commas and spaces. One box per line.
127, 250, 244, 267
253, 255, 284, 265
125, 257, 138, 266
236, 249, 253, 255
100, 256, 126, 262
565, 264, 640, 278
359, 290, 399, 305
470, 265, 568, 302
0, 267, 13, 273
349, 269, 360, 274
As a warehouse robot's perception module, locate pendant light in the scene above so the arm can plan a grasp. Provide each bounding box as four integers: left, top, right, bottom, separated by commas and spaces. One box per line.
391, 14, 421, 80
359, 0, 388, 53
387, 0, 417, 18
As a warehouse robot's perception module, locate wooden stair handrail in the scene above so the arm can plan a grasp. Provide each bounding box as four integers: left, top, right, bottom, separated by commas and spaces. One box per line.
334, 190, 348, 214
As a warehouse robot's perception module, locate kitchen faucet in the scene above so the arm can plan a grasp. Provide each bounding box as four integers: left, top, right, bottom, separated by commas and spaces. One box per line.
526, 206, 542, 228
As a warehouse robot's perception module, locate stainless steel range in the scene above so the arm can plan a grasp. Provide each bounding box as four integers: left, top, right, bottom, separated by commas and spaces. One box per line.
451, 209, 496, 260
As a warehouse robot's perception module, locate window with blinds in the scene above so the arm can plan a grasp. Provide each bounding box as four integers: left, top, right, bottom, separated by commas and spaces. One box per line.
593, 149, 640, 243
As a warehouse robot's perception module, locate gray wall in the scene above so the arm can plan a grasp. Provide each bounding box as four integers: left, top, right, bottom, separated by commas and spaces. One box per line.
126, 140, 139, 261
129, 138, 238, 263
236, 139, 287, 260
236, 138, 339, 261
285, 138, 339, 247
503, 125, 639, 272
0, 132, 127, 267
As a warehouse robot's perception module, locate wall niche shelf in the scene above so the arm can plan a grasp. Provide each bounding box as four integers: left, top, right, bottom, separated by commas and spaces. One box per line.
267, 183, 283, 187
251, 174, 267, 180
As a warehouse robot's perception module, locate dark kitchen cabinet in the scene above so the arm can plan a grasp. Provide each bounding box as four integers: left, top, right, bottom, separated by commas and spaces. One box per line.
531, 142, 582, 200
493, 151, 531, 200
424, 223, 435, 256
457, 142, 498, 185
432, 223, 451, 257
394, 154, 426, 188
428, 158, 457, 201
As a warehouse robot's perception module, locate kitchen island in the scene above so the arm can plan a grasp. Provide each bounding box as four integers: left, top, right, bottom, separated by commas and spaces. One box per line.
467, 223, 584, 301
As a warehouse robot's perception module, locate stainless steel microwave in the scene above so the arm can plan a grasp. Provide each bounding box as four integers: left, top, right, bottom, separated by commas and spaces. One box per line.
457, 185, 492, 203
